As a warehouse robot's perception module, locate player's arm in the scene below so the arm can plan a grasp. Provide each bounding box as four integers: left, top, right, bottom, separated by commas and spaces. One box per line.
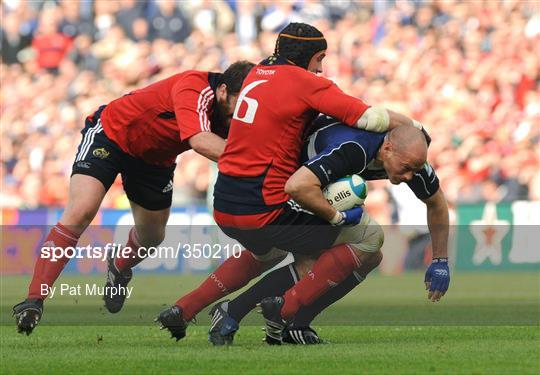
422, 188, 449, 260
408, 163, 449, 259
172, 79, 225, 162
285, 166, 337, 222
188, 132, 225, 162
285, 142, 366, 225
385, 109, 423, 131
308, 78, 424, 133
407, 164, 450, 301
422, 188, 450, 302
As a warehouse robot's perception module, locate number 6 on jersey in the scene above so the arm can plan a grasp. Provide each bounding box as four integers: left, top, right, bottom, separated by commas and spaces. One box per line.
233, 80, 267, 124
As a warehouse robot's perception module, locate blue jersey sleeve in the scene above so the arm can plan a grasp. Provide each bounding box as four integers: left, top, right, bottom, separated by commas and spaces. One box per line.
407, 162, 440, 200
302, 119, 385, 187
303, 142, 368, 187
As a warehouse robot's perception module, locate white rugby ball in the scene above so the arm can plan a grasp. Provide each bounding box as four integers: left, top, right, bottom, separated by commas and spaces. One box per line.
322, 175, 368, 211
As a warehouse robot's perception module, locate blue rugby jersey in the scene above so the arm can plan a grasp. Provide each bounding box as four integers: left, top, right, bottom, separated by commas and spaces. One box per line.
302, 115, 439, 200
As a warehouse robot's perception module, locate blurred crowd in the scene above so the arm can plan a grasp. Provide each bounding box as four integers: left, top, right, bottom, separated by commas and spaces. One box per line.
1, 0, 539, 224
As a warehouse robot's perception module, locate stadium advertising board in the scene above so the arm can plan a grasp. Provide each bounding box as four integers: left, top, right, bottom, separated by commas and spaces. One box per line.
3, 201, 539, 275
455, 201, 540, 270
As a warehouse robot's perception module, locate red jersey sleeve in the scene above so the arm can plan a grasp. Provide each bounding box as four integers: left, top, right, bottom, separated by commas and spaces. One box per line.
301, 74, 370, 127
171, 77, 215, 141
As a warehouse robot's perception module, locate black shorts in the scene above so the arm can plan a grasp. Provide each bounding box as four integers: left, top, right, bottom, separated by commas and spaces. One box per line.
219, 201, 341, 256
71, 106, 176, 211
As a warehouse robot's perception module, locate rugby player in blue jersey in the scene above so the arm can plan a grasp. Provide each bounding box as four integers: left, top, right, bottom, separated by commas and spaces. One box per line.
208, 115, 450, 345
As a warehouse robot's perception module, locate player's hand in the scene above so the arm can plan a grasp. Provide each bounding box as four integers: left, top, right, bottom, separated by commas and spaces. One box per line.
424, 258, 450, 302
332, 206, 364, 226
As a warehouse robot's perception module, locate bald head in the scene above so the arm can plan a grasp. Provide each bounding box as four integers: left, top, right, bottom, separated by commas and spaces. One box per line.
379, 125, 428, 184
387, 125, 428, 163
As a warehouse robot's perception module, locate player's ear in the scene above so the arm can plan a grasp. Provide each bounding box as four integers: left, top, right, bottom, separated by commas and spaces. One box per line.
382, 138, 393, 154
421, 128, 432, 147
216, 83, 227, 101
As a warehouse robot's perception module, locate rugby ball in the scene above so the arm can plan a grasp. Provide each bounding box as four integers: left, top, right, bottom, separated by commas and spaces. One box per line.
323, 175, 368, 210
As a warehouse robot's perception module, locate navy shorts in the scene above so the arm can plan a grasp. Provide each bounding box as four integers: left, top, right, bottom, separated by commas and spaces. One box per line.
219, 201, 341, 256
71, 106, 176, 211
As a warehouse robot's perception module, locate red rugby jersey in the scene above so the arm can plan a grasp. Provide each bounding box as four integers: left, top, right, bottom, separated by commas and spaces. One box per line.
100, 70, 221, 166
214, 57, 370, 228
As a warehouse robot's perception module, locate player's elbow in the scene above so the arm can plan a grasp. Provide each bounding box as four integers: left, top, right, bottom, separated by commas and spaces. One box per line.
286, 172, 317, 201
286, 167, 322, 201
284, 177, 303, 199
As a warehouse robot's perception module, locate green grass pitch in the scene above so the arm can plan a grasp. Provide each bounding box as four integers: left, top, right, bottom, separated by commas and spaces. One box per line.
1, 272, 539, 374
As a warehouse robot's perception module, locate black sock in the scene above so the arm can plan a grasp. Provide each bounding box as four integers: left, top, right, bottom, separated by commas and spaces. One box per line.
292, 271, 364, 327
228, 263, 298, 322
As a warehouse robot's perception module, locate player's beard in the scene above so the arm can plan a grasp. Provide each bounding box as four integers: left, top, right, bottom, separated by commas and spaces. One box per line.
212, 97, 234, 137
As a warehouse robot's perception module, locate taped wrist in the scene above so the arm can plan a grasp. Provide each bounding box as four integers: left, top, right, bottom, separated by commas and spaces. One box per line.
329, 211, 344, 226
356, 106, 390, 132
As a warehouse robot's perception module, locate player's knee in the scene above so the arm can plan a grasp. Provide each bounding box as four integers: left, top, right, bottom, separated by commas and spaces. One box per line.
373, 250, 383, 267
364, 249, 383, 269
349, 218, 384, 254
355, 249, 383, 278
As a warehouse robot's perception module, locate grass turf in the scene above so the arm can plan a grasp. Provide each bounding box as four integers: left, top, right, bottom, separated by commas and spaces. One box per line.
1, 272, 539, 374
2, 325, 538, 374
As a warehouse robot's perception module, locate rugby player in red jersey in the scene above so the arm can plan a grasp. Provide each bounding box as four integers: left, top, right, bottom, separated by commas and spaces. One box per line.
13, 61, 255, 335
155, 23, 427, 342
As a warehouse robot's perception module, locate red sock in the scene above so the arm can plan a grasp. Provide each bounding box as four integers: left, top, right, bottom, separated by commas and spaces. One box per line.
176, 251, 262, 320
28, 222, 80, 299
114, 227, 146, 272
281, 244, 360, 320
